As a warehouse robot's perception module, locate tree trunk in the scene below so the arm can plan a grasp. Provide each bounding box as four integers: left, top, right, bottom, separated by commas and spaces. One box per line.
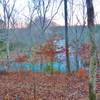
86, 0, 97, 100
6, 19, 10, 72
64, 0, 71, 73
75, 51, 79, 71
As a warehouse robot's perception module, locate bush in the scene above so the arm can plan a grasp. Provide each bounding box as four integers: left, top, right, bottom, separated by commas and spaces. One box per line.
43, 63, 57, 74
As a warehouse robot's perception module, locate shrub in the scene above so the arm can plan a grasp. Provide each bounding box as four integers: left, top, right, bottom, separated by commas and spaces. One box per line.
43, 63, 57, 74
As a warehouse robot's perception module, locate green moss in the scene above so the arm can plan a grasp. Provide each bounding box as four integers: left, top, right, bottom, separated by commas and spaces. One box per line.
43, 63, 57, 74
89, 83, 96, 100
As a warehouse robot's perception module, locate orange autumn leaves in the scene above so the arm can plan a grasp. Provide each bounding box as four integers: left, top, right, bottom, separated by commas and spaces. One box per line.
15, 54, 28, 63
32, 40, 56, 64
75, 69, 88, 78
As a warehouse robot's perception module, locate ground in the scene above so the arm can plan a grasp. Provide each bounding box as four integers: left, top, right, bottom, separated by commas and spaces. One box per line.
0, 69, 99, 100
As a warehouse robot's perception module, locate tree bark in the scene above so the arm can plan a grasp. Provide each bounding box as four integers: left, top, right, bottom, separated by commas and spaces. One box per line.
86, 0, 97, 100
64, 0, 71, 73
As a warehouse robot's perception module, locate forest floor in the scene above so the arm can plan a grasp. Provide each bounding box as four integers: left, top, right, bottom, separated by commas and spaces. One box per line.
0, 69, 100, 100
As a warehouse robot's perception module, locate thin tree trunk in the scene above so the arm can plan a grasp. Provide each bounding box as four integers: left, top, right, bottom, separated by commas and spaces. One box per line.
64, 0, 71, 73
86, 0, 97, 100
6, 19, 10, 72
75, 51, 79, 71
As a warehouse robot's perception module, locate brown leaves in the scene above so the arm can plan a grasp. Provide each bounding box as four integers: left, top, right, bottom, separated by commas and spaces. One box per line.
0, 69, 99, 99
15, 54, 28, 63
75, 69, 88, 78
32, 40, 56, 64
0, 73, 73, 99
79, 43, 90, 64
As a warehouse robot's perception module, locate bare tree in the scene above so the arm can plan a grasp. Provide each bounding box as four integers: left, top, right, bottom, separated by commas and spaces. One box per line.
64, 0, 71, 73
0, 0, 17, 71
31, 0, 63, 40
25, 0, 62, 72
10, 9, 18, 29
66, 0, 87, 71
86, 0, 97, 100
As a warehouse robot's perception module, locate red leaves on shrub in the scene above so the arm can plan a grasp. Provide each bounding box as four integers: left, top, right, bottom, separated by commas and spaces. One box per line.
75, 69, 88, 78
15, 54, 28, 63
79, 43, 90, 63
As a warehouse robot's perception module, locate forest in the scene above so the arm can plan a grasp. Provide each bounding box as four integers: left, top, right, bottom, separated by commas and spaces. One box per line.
0, 0, 100, 100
